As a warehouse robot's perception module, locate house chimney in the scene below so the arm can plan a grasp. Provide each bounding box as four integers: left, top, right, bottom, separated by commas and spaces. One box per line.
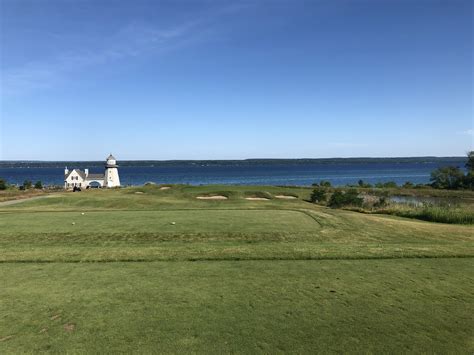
84, 169, 89, 177
65, 167, 69, 175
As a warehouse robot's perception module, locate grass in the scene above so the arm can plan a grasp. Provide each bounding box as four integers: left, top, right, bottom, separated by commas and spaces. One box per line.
1, 184, 473, 352
378, 205, 474, 225
0, 188, 49, 202
1, 259, 472, 353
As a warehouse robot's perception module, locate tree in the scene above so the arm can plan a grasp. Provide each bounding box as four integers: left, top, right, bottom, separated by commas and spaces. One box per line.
0, 178, 7, 190
464, 151, 474, 190
34, 181, 43, 189
430, 166, 464, 189
466, 151, 474, 173
22, 180, 32, 189
310, 188, 327, 203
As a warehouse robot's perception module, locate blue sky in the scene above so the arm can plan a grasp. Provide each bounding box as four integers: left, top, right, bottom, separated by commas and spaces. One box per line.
0, 0, 472, 160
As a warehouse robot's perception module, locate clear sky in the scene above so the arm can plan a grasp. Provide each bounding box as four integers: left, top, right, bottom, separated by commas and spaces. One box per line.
0, 0, 472, 160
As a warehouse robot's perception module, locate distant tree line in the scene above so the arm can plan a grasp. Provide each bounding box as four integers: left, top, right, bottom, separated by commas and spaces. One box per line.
0, 178, 43, 190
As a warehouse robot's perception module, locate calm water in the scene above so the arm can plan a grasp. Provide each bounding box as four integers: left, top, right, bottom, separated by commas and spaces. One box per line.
0, 161, 463, 187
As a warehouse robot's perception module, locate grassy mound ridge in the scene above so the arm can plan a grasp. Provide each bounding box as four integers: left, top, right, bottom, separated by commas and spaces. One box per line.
243, 191, 273, 199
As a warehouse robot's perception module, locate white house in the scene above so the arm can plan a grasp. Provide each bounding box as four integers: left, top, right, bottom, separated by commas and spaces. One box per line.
64, 154, 121, 189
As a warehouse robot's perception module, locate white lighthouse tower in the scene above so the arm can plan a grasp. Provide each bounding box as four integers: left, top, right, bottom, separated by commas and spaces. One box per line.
104, 154, 121, 188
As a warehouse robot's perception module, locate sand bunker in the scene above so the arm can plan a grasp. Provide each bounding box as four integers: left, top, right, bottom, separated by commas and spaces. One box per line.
275, 195, 297, 199
135, 192, 144, 194
196, 195, 228, 200
245, 197, 270, 201
160, 186, 171, 190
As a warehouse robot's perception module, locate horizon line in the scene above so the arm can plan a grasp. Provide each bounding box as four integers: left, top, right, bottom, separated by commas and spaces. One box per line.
0, 155, 467, 163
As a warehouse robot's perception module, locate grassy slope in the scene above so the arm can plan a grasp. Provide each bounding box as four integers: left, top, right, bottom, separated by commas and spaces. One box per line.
1, 185, 473, 352
1, 259, 473, 353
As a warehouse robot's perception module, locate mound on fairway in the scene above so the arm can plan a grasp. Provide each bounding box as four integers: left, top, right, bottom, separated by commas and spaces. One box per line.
275, 195, 298, 199
196, 195, 228, 200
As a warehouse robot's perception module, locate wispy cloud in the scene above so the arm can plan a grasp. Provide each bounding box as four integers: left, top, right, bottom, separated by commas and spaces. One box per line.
460, 129, 474, 136
1, 4, 247, 96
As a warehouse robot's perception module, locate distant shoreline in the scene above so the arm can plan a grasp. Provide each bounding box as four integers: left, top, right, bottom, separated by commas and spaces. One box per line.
0, 157, 466, 169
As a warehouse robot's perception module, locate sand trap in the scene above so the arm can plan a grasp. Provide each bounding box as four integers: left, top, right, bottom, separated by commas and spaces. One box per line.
245, 197, 270, 201
196, 195, 228, 200
275, 195, 297, 199
160, 186, 171, 190
135, 192, 144, 194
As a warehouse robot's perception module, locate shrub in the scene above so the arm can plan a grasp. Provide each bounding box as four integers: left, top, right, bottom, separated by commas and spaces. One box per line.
22, 180, 32, 189
310, 188, 327, 203
430, 166, 464, 190
0, 178, 6, 190
34, 181, 43, 189
373, 196, 387, 208
375, 181, 398, 188
402, 181, 414, 188
320, 180, 332, 187
328, 189, 363, 208
358, 179, 372, 188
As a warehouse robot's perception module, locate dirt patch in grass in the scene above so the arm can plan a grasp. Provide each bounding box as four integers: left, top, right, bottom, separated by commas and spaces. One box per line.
196, 195, 228, 200
275, 195, 298, 199
0, 335, 13, 342
50, 314, 61, 321
160, 186, 171, 190
63, 323, 75, 332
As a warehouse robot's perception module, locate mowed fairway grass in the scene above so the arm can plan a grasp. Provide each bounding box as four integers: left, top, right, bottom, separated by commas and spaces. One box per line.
1, 185, 473, 353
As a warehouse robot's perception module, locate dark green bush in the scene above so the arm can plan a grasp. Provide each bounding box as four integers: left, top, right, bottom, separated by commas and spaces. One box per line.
0, 178, 6, 190
358, 179, 372, 188
375, 181, 398, 188
320, 180, 332, 187
22, 180, 32, 189
328, 189, 363, 208
310, 188, 327, 203
34, 181, 43, 189
402, 181, 414, 188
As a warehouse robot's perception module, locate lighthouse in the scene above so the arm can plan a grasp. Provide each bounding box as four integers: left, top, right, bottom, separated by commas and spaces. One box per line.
104, 154, 121, 188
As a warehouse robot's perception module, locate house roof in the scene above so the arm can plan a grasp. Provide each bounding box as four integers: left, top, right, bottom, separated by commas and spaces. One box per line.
107, 154, 116, 160
65, 169, 104, 181
65, 169, 86, 180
